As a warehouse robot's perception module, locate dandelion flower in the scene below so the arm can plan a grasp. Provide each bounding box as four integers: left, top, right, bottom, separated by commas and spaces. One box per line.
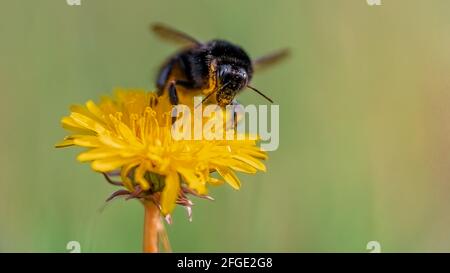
56, 89, 268, 252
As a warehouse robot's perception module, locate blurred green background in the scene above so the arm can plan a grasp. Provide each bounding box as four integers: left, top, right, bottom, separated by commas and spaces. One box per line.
1, 0, 450, 252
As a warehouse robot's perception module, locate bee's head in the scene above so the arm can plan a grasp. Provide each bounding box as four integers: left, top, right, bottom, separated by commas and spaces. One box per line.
216, 64, 249, 106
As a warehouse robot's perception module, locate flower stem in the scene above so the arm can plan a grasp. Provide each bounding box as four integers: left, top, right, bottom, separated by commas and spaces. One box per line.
142, 200, 159, 253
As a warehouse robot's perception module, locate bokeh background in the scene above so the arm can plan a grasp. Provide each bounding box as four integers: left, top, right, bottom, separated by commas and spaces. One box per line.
1, 0, 450, 252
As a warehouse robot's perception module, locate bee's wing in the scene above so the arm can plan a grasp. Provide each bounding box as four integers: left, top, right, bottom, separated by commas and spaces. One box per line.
252, 49, 290, 71
151, 23, 201, 46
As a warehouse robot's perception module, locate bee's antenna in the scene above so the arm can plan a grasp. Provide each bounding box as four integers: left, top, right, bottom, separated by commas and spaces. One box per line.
195, 82, 232, 108
195, 91, 215, 108
247, 85, 274, 103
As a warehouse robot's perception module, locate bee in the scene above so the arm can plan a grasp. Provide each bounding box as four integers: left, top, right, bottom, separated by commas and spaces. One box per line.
151, 23, 289, 108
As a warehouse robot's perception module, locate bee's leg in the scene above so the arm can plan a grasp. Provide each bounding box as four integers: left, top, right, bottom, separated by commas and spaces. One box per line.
230, 100, 241, 132
169, 80, 196, 125
168, 81, 180, 105
168, 80, 196, 105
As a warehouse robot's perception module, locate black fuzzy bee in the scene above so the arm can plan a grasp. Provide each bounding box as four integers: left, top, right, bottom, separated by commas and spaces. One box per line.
152, 23, 289, 107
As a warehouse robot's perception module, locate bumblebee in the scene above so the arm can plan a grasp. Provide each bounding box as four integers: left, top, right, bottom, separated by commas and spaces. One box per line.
152, 23, 289, 108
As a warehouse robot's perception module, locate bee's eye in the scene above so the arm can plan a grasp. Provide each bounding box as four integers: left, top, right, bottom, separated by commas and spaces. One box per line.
235, 69, 247, 82
218, 64, 232, 79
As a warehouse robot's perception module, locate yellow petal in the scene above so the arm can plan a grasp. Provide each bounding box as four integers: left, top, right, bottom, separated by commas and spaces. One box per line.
237, 147, 268, 160
71, 135, 102, 147
160, 172, 180, 215
70, 104, 90, 116
70, 112, 104, 132
117, 122, 139, 145
229, 161, 257, 174
56, 135, 101, 148
98, 97, 118, 116
232, 154, 266, 172
207, 177, 225, 186
98, 134, 126, 149
91, 157, 129, 172
211, 158, 256, 174
216, 168, 241, 190
61, 117, 93, 133
77, 148, 118, 162
121, 161, 140, 191
86, 100, 105, 121
178, 168, 207, 195
134, 163, 150, 190
54, 138, 75, 148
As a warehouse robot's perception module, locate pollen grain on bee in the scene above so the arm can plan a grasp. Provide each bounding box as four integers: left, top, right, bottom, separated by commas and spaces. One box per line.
171, 97, 279, 151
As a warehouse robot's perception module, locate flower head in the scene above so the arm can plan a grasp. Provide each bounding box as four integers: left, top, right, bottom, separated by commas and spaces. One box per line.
56, 89, 267, 217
